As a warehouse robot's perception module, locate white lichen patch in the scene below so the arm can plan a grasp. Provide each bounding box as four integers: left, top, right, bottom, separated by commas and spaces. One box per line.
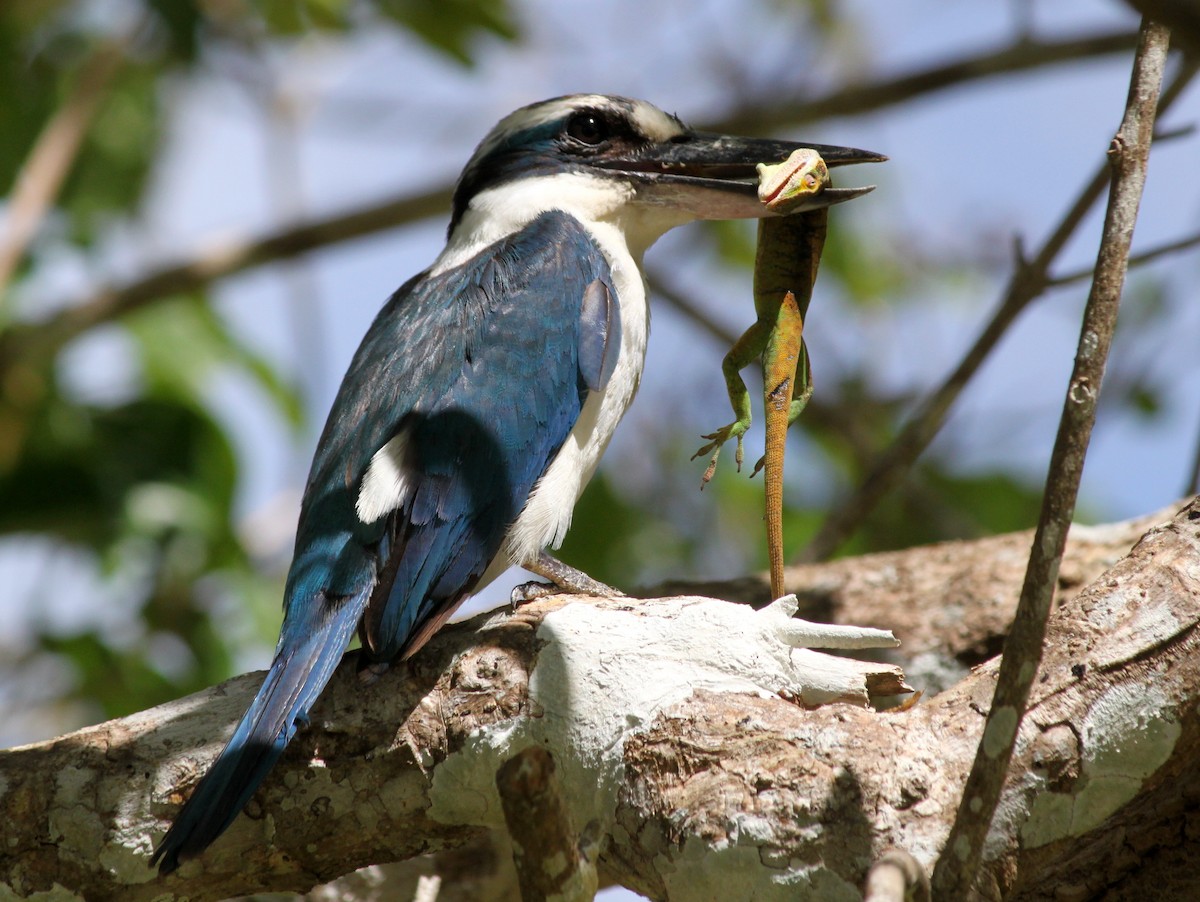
95, 781, 159, 885
15, 763, 133, 894
1093, 600, 1185, 671
48, 767, 104, 865
427, 719, 527, 826
1021, 683, 1180, 848
429, 595, 898, 846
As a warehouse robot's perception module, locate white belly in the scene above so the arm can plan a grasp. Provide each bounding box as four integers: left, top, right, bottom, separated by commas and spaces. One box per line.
499, 225, 650, 571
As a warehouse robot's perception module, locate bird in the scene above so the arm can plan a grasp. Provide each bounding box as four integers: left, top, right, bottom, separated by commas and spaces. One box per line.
150, 93, 882, 873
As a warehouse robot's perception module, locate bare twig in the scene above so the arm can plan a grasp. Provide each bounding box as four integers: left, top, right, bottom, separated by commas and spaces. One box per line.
1046, 226, 1200, 286
0, 35, 131, 298
930, 18, 1170, 899
796, 62, 1196, 563
716, 30, 1140, 134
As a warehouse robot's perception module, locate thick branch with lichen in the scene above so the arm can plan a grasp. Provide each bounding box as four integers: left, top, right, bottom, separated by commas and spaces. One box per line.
2, 500, 1199, 901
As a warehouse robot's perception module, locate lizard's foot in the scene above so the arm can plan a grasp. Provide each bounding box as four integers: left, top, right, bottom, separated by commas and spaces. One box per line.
691, 423, 747, 488
749, 454, 766, 479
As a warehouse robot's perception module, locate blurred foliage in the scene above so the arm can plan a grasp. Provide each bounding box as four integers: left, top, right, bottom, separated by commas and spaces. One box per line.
0, 0, 516, 243
0, 0, 517, 731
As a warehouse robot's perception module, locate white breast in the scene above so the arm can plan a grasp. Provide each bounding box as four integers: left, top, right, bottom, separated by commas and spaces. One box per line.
500, 218, 650, 568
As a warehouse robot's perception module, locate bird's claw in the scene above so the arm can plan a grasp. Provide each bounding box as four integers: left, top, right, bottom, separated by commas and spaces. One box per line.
511, 580, 559, 607
357, 660, 391, 685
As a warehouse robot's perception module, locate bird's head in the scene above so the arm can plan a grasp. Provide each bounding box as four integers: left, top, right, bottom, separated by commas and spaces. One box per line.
448, 94, 883, 256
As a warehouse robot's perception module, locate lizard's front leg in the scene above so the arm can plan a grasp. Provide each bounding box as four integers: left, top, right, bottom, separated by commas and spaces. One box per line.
692, 319, 771, 487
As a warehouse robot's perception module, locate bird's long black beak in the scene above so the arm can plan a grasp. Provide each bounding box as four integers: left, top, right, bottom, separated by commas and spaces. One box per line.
599, 131, 885, 220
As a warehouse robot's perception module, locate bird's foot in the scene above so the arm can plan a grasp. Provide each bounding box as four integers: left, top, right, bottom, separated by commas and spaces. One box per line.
511, 551, 624, 608
510, 580, 560, 607
691, 422, 747, 488
357, 659, 391, 686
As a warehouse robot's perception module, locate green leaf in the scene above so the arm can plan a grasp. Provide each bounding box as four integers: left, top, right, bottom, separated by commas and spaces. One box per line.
373, 0, 518, 66
142, 0, 205, 63
125, 293, 305, 430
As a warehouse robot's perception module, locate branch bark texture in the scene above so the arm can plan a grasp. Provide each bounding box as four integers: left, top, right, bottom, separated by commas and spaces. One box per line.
1, 500, 1198, 900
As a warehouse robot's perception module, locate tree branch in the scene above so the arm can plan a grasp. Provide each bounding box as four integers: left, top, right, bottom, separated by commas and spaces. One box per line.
932, 18, 1171, 897
0, 33, 132, 298
1046, 226, 1200, 286
716, 29, 1140, 134
0, 594, 900, 901
2, 500, 1198, 900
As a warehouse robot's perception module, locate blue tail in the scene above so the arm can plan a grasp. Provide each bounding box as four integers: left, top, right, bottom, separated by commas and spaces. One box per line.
151, 591, 367, 873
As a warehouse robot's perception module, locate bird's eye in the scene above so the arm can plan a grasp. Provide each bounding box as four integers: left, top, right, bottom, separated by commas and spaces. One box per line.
566, 112, 609, 146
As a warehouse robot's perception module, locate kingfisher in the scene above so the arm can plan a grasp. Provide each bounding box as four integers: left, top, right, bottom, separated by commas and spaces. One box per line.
151, 93, 882, 872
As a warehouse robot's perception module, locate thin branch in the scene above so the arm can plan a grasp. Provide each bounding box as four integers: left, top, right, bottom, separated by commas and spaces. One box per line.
298, 29, 1142, 143
0, 34, 131, 298
1047, 226, 1200, 286
931, 18, 1171, 898
0, 185, 452, 369
795, 62, 1197, 563
716, 29, 1140, 134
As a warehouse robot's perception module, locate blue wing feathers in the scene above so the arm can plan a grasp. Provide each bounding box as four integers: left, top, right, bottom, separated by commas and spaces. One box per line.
578, 278, 620, 392
151, 588, 366, 873
154, 211, 616, 870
